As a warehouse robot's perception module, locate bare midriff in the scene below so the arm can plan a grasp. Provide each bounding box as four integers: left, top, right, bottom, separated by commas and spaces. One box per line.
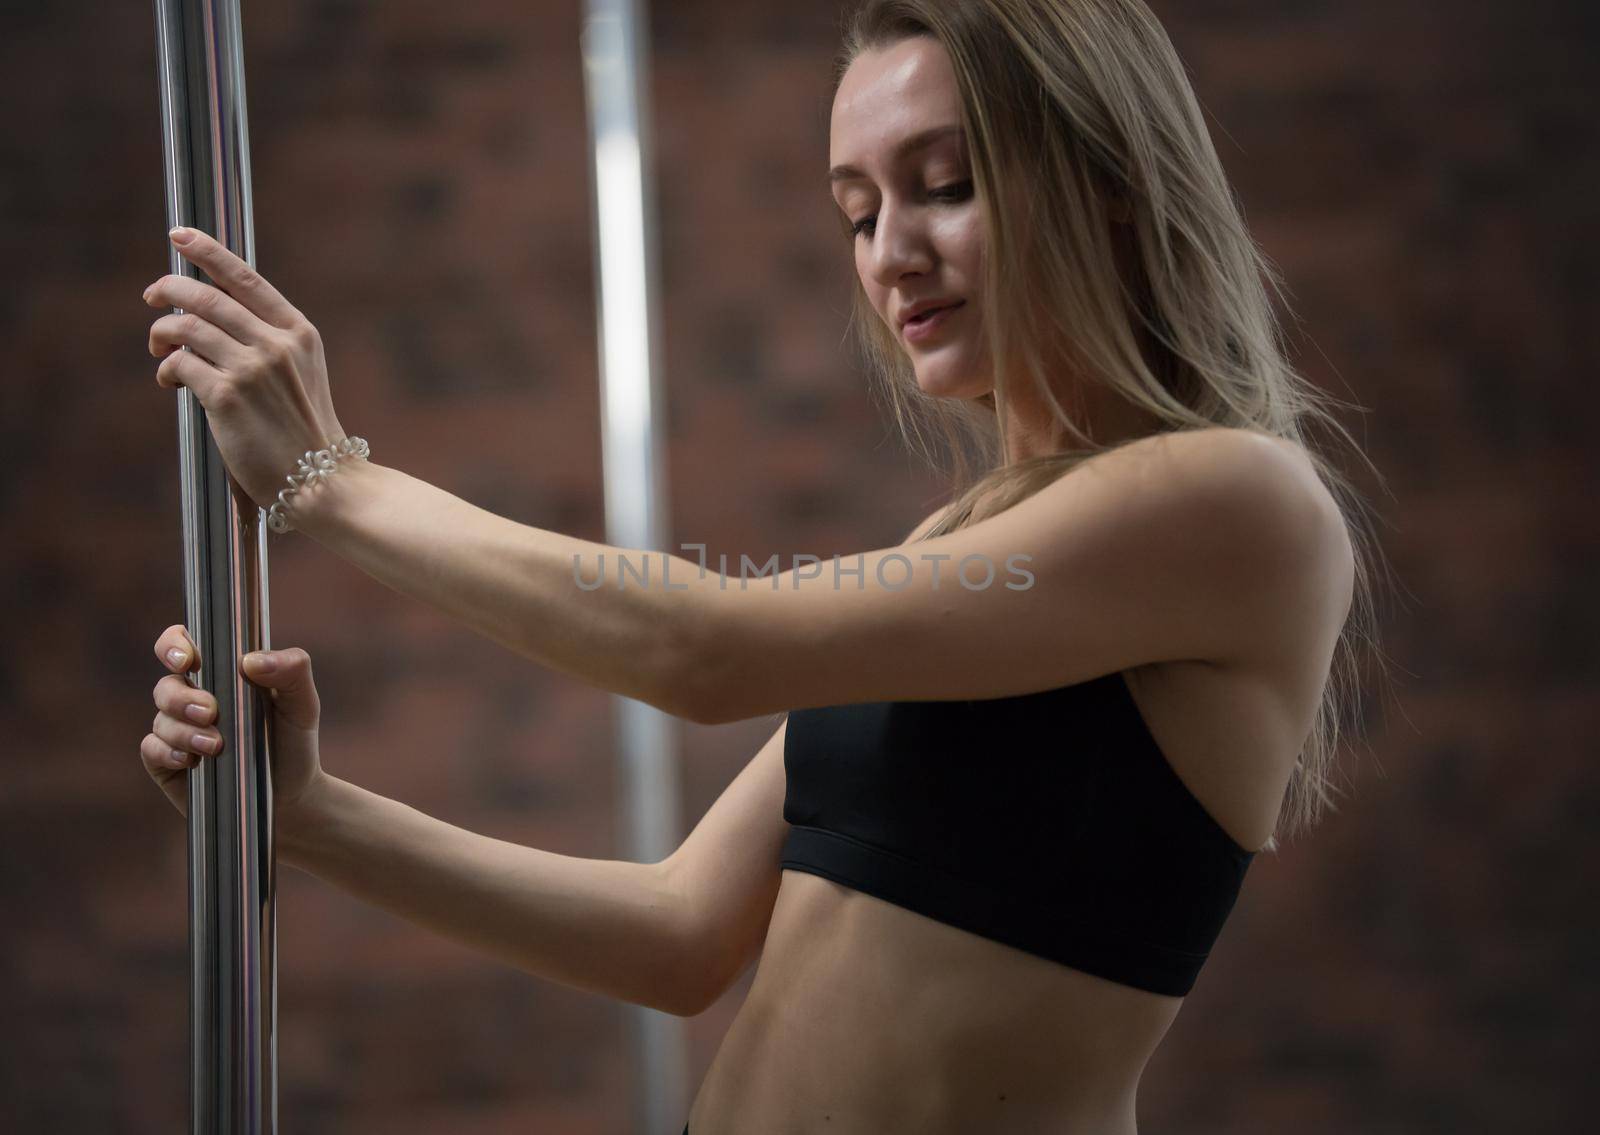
685, 868, 1185, 1135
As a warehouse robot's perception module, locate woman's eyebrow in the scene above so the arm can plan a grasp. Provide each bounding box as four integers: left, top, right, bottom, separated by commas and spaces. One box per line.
828, 124, 964, 184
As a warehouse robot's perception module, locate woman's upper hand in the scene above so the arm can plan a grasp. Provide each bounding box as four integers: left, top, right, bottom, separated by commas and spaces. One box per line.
142, 623, 330, 820
143, 228, 348, 513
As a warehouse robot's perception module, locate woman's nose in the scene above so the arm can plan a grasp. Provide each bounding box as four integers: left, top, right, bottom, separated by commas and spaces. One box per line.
866, 201, 934, 287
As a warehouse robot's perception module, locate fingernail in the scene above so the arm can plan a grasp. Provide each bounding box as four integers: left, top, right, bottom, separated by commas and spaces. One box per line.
168, 648, 187, 667
246, 653, 277, 673
169, 227, 195, 246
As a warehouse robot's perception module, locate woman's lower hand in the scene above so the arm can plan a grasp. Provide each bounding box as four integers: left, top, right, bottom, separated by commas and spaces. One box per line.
142, 624, 329, 821
142, 228, 348, 513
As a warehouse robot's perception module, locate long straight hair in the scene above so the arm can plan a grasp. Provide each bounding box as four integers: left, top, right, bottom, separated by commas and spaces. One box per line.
834, 0, 1398, 851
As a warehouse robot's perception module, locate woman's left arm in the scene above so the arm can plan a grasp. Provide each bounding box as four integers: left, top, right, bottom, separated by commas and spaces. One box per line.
290, 458, 707, 720
290, 427, 1348, 729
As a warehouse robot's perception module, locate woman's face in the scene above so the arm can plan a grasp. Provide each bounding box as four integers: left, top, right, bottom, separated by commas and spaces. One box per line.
830, 36, 990, 399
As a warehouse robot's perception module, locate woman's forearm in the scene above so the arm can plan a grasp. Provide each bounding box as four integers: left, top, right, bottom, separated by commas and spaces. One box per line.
290, 458, 705, 719
278, 775, 709, 1016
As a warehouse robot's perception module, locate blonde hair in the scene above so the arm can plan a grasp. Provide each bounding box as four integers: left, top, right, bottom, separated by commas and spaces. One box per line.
835, 0, 1398, 852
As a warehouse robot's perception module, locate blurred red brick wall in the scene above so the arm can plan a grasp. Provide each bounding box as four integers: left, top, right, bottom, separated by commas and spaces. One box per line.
0, 1, 1592, 1132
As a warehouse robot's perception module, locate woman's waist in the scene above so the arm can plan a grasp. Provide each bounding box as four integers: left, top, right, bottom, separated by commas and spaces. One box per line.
700, 983, 1139, 1135
715, 871, 1178, 1112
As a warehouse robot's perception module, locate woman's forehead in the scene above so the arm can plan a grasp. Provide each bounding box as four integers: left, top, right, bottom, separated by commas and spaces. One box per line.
830, 40, 962, 169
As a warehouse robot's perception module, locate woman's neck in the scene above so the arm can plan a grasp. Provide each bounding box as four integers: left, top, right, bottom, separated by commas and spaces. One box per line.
999, 374, 1164, 462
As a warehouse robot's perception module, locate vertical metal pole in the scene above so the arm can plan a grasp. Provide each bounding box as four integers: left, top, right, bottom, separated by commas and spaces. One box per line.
580, 2, 686, 1133
152, 2, 277, 1132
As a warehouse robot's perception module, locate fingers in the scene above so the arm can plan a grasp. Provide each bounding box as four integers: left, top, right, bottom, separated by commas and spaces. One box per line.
156, 228, 303, 332
142, 730, 192, 773
239, 648, 320, 730
153, 671, 212, 720
152, 673, 223, 758
152, 339, 227, 400
148, 311, 246, 371
155, 624, 198, 673
151, 627, 220, 760
143, 272, 276, 349
143, 267, 306, 404
149, 705, 222, 762
151, 627, 318, 775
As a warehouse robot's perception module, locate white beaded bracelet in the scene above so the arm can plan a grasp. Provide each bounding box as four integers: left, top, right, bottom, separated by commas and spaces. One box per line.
265, 436, 370, 534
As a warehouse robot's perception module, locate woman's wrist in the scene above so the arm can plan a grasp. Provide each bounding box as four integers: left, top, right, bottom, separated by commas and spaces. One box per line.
274, 772, 344, 867
277, 449, 381, 544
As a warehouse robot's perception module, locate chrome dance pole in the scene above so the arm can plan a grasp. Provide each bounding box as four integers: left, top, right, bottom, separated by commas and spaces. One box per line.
152, 1, 277, 1131
580, 2, 686, 1133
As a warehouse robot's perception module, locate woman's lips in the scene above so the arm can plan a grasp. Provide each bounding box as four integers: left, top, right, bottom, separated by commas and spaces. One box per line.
903, 301, 965, 342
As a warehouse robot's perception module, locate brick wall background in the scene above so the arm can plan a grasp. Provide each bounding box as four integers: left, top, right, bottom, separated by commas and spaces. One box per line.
1, 1, 1593, 1131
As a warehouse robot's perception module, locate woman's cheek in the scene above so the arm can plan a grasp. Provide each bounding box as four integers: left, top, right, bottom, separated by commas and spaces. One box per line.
949, 213, 985, 272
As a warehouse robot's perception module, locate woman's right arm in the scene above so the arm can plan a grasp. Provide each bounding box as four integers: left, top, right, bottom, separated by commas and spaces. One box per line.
144, 625, 710, 1019
278, 777, 707, 1017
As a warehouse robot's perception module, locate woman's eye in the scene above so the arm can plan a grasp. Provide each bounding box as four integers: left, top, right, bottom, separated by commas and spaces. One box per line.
931, 179, 974, 201
850, 181, 973, 239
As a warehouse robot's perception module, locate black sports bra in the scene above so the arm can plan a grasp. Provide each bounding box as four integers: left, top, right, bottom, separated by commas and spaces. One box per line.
779, 669, 1257, 997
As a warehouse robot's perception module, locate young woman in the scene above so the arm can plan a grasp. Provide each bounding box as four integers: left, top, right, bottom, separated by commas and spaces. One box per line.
140, 1, 1388, 1131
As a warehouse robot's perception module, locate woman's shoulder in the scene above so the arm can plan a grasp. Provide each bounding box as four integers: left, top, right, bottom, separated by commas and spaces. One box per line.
896, 426, 1339, 552
1067, 426, 1354, 644
899, 503, 952, 545
1104, 426, 1340, 527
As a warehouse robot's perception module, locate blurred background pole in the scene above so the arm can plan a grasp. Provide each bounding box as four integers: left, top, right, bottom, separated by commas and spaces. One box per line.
152, 1, 277, 1132
580, 2, 687, 1133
